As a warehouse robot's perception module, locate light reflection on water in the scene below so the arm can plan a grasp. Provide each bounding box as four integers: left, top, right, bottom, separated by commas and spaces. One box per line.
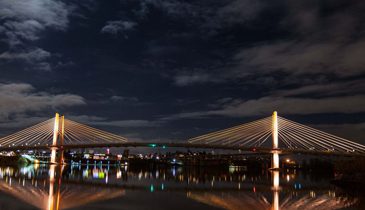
0, 164, 362, 210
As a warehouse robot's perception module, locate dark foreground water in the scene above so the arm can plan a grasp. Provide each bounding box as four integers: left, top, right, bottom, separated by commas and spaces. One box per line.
0, 164, 363, 210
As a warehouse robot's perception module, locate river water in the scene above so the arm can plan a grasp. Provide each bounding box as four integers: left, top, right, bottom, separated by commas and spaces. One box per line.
0, 164, 362, 210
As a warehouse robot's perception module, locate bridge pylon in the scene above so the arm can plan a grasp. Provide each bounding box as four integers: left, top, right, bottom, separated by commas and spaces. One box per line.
50, 113, 65, 165
271, 111, 280, 169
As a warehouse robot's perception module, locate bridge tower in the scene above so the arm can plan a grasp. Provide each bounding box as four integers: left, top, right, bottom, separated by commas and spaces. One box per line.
59, 115, 65, 164
50, 113, 65, 164
272, 111, 280, 169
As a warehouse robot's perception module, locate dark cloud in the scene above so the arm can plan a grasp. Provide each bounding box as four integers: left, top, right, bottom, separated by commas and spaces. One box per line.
101, 20, 136, 36
173, 72, 222, 86
0, 48, 53, 71
0, 0, 72, 71
202, 0, 264, 34
67, 114, 162, 128
162, 94, 365, 120
235, 39, 365, 77
0, 48, 50, 61
162, 76, 365, 119
0, 0, 70, 45
164, 0, 365, 85
85, 119, 161, 128
271, 79, 365, 97
236, 1, 365, 77
110, 95, 139, 102
0, 83, 85, 121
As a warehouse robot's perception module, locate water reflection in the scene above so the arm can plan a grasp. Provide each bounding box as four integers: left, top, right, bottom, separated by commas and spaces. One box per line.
187, 169, 357, 210
273, 171, 280, 210
0, 164, 361, 210
0, 164, 124, 210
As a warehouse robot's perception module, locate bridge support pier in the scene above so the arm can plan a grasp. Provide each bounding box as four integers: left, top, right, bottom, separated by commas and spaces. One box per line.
272, 152, 279, 169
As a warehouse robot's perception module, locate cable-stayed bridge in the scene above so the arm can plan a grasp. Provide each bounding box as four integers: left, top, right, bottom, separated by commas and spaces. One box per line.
0, 112, 364, 167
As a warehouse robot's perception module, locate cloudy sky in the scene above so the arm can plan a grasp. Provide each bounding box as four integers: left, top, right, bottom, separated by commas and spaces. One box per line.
0, 0, 364, 143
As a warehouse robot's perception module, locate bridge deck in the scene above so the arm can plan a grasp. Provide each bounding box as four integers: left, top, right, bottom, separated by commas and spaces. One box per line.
1, 142, 364, 157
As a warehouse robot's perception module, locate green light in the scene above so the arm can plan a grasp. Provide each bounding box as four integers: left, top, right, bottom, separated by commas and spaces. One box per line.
162, 145, 166, 149
150, 184, 154, 192
161, 183, 164, 190
98, 172, 105, 179
149, 144, 157, 148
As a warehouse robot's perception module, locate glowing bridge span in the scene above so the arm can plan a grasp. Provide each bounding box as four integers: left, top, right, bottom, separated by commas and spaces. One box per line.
0, 112, 365, 166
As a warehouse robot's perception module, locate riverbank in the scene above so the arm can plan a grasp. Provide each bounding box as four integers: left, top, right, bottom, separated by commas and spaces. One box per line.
0, 155, 19, 165
0, 155, 29, 166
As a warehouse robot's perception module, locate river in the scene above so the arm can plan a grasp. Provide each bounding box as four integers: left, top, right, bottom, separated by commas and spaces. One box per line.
0, 164, 362, 210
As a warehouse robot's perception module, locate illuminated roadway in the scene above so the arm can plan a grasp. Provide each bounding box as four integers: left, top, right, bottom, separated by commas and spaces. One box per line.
1, 142, 364, 157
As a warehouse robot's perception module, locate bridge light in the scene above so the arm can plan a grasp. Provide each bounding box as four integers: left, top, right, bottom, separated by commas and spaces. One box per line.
149, 144, 157, 148
150, 184, 154, 192
162, 145, 167, 149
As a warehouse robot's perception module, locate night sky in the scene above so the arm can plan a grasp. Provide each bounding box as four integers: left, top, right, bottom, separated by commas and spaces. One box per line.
0, 0, 364, 143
